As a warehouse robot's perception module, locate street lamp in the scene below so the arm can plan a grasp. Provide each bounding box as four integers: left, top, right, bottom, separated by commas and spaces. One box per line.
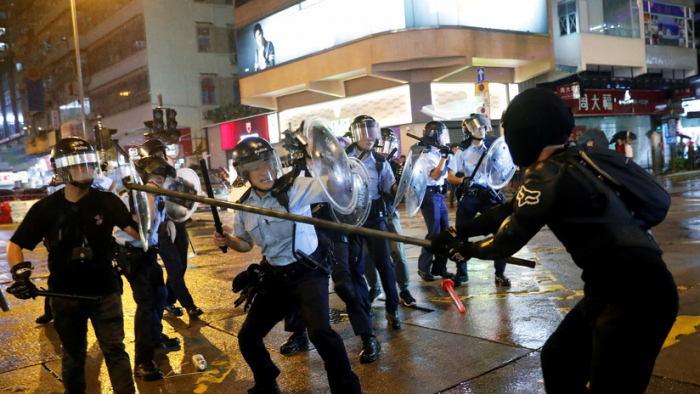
69, 0, 88, 140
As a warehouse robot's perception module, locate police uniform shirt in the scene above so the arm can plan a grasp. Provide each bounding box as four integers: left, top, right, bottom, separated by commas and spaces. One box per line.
347, 150, 395, 200
233, 177, 325, 267
113, 193, 166, 248
10, 188, 133, 296
449, 143, 488, 186
423, 147, 449, 187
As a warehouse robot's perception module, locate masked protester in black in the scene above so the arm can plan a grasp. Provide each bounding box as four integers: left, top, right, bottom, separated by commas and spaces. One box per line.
6, 137, 137, 394
431, 88, 678, 394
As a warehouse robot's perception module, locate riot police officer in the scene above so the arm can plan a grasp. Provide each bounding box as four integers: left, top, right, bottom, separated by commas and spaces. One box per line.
140, 138, 203, 319
213, 137, 361, 394
7, 137, 136, 394
113, 155, 179, 381
414, 121, 454, 282
432, 88, 678, 393
346, 115, 401, 329
446, 114, 510, 286
365, 128, 415, 306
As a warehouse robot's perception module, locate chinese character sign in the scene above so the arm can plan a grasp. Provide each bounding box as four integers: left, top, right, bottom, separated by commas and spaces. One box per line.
565, 89, 667, 116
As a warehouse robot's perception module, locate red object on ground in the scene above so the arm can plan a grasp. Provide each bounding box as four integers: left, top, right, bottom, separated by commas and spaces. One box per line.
441, 279, 466, 313
0, 202, 11, 224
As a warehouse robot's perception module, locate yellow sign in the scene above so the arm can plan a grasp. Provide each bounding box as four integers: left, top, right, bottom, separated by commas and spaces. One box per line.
475, 82, 489, 93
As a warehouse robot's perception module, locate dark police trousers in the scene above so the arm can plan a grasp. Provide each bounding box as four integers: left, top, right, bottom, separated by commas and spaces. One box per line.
124, 249, 167, 365
418, 188, 449, 275
285, 229, 373, 337
238, 260, 362, 394
349, 218, 399, 313
455, 185, 507, 278
51, 293, 135, 394
541, 252, 678, 393
158, 221, 195, 309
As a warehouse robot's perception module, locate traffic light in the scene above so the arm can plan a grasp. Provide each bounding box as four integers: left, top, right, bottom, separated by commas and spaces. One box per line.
166, 108, 177, 130
153, 108, 164, 132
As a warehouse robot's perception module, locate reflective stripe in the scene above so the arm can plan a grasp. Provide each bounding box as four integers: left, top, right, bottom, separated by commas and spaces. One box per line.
55, 152, 98, 168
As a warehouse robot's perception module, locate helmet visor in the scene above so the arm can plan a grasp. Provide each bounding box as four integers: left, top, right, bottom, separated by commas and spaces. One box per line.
466, 116, 492, 139
350, 121, 380, 144
235, 150, 283, 185
375, 134, 399, 155
55, 152, 101, 183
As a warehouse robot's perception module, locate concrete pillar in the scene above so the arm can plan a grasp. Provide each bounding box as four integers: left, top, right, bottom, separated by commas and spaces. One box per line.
409, 82, 433, 125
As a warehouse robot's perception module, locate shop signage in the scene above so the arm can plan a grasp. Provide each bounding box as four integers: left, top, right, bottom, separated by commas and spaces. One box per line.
564, 89, 667, 116
557, 82, 581, 100
673, 87, 694, 100
643, 1, 694, 48
220, 115, 270, 150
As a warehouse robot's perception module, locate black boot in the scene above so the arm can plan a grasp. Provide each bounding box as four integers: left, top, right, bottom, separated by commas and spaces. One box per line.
359, 334, 380, 364
155, 333, 181, 349
164, 304, 184, 316
187, 306, 203, 319
279, 331, 309, 355
386, 310, 401, 329
35, 313, 53, 324
248, 381, 281, 394
495, 274, 511, 287
134, 361, 163, 381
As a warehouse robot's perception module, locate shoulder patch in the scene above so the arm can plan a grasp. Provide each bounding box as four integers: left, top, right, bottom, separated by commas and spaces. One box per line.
516, 187, 541, 207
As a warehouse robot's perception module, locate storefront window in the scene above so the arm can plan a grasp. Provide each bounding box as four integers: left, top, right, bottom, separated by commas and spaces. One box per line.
587, 0, 641, 38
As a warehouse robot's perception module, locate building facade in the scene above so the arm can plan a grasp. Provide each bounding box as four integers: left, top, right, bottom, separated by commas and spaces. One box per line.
2, 0, 239, 181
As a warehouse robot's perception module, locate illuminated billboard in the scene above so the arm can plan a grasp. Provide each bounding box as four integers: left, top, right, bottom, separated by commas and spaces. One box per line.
237, 0, 549, 76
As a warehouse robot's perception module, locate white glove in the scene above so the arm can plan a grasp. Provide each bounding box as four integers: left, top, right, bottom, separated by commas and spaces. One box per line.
166, 220, 176, 243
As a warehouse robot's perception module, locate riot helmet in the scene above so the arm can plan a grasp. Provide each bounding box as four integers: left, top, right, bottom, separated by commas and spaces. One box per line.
51, 137, 102, 189
462, 114, 491, 142
139, 139, 168, 158
374, 128, 399, 156
423, 121, 450, 146
349, 115, 380, 151
502, 88, 574, 167
232, 137, 283, 191
135, 155, 176, 185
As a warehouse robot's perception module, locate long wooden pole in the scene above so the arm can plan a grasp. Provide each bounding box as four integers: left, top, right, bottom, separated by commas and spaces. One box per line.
125, 183, 536, 269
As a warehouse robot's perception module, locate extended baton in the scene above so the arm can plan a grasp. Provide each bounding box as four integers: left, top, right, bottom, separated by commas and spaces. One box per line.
406, 133, 451, 152
125, 183, 536, 269
295, 249, 332, 276
200, 159, 227, 253
34, 290, 102, 300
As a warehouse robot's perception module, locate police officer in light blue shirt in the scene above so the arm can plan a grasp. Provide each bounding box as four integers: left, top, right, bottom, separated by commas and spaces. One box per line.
416, 121, 455, 282
212, 137, 361, 394
346, 115, 401, 330
446, 115, 510, 286
113, 155, 177, 381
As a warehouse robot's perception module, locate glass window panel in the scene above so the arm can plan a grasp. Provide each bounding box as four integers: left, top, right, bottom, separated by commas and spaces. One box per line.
560, 16, 569, 35
569, 14, 577, 33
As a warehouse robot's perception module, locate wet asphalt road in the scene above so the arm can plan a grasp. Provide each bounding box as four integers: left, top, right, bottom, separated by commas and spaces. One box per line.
1, 174, 699, 394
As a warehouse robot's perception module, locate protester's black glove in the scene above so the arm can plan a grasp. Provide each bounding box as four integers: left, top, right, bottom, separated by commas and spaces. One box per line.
439, 146, 452, 159
430, 228, 473, 263
7, 262, 37, 300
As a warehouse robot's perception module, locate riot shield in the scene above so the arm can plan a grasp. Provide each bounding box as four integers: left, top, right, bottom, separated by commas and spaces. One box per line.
479, 136, 516, 190
129, 158, 151, 252
163, 168, 201, 222
303, 115, 356, 215
405, 154, 429, 217
329, 157, 371, 227
393, 151, 414, 211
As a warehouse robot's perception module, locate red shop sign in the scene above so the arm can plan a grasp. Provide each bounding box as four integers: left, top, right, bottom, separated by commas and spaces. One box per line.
220, 115, 270, 150
557, 83, 581, 100
564, 89, 668, 116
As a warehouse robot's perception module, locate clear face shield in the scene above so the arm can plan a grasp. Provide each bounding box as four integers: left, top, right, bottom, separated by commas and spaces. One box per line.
466, 116, 492, 141
375, 133, 398, 156
55, 152, 102, 184
235, 150, 283, 190
436, 129, 451, 146
350, 121, 381, 151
